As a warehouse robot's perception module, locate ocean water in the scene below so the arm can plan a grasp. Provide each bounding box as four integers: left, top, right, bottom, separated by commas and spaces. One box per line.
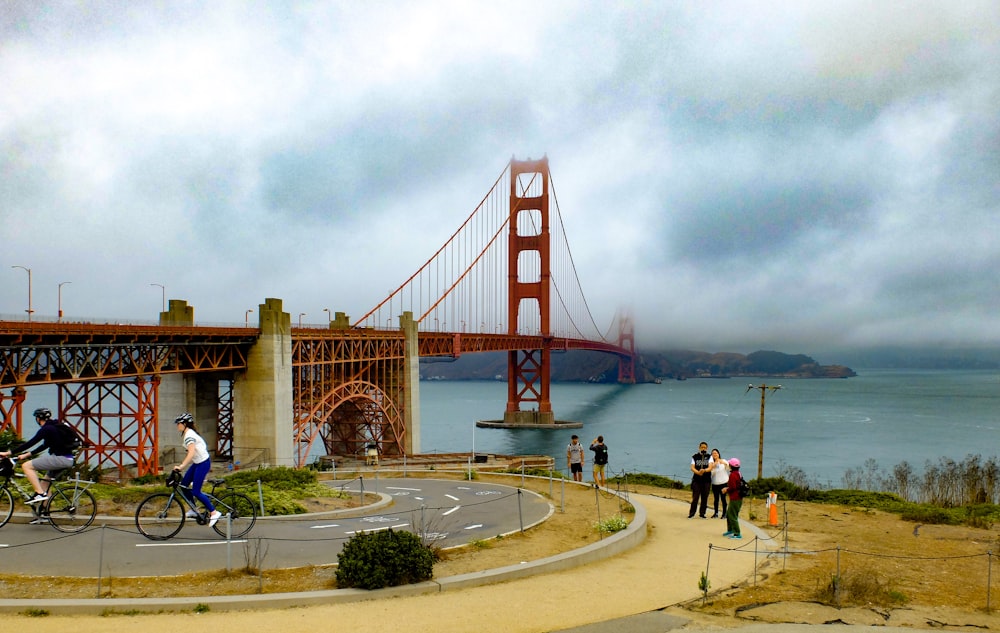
418, 369, 1000, 487
16, 369, 998, 487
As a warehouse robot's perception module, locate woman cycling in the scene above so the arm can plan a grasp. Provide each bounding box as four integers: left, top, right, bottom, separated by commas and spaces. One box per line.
172, 413, 221, 527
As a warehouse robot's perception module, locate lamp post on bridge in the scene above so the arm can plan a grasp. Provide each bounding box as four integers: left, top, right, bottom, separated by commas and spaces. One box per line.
298, 312, 305, 327
323, 308, 331, 323
150, 283, 165, 312
11, 265, 33, 322
58, 281, 71, 321
245, 309, 253, 327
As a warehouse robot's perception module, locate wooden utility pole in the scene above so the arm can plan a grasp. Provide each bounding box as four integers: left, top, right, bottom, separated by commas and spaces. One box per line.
747, 383, 782, 480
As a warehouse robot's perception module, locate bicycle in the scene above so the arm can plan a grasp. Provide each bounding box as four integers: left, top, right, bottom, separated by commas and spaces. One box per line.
134, 470, 257, 540
0, 455, 98, 533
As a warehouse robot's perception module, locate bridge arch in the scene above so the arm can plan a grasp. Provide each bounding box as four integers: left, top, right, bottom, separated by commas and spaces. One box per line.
293, 378, 405, 468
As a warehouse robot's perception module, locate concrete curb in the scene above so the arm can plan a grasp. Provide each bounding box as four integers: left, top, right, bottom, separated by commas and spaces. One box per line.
0, 486, 647, 615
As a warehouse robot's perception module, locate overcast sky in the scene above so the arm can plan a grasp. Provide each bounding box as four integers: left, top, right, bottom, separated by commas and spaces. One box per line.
2, 1, 998, 357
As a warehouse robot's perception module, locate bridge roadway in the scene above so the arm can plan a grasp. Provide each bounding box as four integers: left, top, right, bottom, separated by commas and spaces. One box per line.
0, 478, 552, 577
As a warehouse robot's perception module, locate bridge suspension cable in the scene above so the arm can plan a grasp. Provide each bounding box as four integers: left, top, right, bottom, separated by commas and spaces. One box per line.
354, 159, 611, 343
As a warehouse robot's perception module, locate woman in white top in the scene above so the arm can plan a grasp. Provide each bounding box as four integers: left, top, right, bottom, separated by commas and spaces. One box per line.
709, 448, 730, 519
172, 413, 221, 527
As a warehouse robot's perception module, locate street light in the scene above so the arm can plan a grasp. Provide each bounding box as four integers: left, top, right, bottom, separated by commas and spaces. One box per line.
11, 266, 33, 322
150, 283, 165, 312
58, 281, 71, 320
323, 308, 331, 323
245, 309, 253, 327
298, 312, 306, 327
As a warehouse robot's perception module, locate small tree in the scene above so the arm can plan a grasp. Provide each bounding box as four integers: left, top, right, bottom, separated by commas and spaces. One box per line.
336, 529, 434, 590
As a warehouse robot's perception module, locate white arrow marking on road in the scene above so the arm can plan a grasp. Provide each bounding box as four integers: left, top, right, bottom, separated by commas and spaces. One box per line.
464, 524, 483, 530
442, 505, 461, 516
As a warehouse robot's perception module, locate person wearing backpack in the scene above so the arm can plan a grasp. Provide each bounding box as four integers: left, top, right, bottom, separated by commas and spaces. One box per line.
589, 436, 609, 488
0, 407, 76, 506
722, 457, 746, 539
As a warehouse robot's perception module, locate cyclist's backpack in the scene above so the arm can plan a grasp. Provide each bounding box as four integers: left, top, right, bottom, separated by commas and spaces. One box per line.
55, 421, 85, 453
738, 475, 751, 498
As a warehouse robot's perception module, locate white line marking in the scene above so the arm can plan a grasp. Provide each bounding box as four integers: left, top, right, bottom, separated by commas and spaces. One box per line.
464, 524, 483, 530
0, 544, 8, 548
345, 523, 409, 535
310, 524, 340, 529
385, 486, 421, 491
456, 486, 471, 490
445, 494, 460, 501
442, 505, 461, 516
136, 540, 248, 548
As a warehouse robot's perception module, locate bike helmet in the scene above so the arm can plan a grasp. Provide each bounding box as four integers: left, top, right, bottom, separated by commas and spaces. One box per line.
33, 407, 52, 421
174, 413, 194, 427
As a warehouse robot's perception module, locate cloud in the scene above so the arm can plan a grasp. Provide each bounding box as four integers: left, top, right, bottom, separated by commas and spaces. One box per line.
1, 1, 998, 353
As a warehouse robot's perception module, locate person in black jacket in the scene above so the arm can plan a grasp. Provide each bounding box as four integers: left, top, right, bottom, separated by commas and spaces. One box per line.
0, 407, 75, 505
589, 436, 608, 488
688, 441, 713, 518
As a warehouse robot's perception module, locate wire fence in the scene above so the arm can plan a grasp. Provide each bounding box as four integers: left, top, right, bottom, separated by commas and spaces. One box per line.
702, 501, 1000, 612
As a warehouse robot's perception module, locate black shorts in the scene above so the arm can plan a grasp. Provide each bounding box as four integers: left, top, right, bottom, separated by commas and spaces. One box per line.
570, 463, 583, 474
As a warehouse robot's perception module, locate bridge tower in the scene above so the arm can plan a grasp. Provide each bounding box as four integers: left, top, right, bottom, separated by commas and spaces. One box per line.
617, 311, 636, 384
505, 157, 555, 425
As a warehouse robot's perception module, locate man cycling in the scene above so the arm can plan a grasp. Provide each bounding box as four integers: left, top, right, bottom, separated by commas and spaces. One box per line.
0, 407, 76, 505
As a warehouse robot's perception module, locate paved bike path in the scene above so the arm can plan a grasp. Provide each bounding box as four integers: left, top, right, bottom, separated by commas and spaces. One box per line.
0, 478, 551, 577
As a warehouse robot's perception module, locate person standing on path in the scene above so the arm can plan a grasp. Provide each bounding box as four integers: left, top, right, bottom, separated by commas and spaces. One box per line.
567, 434, 585, 482
689, 441, 713, 518
589, 436, 608, 488
722, 457, 744, 538
709, 448, 730, 518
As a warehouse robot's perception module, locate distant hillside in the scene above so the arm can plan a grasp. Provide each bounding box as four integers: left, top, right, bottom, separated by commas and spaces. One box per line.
419, 349, 856, 383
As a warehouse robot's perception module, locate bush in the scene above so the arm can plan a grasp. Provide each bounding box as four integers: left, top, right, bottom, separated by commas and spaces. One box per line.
225, 466, 317, 490
609, 472, 684, 489
336, 529, 434, 590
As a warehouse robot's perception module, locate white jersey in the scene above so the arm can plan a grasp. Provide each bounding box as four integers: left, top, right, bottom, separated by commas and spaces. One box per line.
183, 427, 210, 464
567, 442, 585, 464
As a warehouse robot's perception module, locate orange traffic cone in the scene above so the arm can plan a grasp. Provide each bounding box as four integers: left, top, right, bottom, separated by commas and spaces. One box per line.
767, 491, 779, 526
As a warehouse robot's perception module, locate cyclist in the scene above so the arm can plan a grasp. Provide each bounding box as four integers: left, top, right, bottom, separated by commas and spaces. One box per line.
0, 407, 75, 506
172, 413, 221, 528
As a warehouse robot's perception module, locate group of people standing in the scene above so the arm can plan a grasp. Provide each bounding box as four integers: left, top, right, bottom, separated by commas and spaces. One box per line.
566, 434, 609, 488
689, 441, 745, 539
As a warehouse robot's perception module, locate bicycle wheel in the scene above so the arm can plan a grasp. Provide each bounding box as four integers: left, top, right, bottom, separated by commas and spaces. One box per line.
46, 484, 97, 533
0, 486, 13, 528
212, 492, 257, 538
135, 492, 185, 540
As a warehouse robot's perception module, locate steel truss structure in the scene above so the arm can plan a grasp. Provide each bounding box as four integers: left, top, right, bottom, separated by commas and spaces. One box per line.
292, 331, 407, 468
59, 377, 159, 478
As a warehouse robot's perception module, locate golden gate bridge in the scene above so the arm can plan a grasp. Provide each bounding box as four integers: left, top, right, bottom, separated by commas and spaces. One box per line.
0, 157, 635, 476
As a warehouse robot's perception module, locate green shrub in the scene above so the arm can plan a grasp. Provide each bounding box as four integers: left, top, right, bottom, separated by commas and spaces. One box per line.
336, 529, 434, 590
594, 514, 628, 533
225, 466, 317, 490
0, 428, 21, 452
608, 472, 684, 489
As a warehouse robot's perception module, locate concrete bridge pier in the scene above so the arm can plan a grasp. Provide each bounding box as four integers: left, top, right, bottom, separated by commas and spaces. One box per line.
232, 298, 293, 467
157, 300, 220, 461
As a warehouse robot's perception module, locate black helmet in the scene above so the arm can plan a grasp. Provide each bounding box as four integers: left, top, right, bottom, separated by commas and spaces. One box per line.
174, 413, 194, 427
33, 407, 52, 421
